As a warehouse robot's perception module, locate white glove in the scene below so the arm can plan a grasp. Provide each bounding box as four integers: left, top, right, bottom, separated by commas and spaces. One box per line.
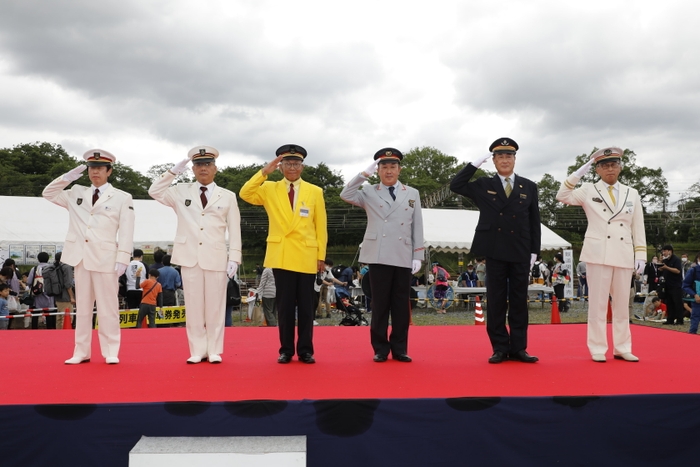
115, 262, 127, 277
530, 254, 537, 270
573, 158, 595, 178
63, 165, 87, 182
227, 261, 239, 279
171, 158, 190, 175
472, 153, 493, 168
635, 260, 645, 275
411, 260, 422, 274
362, 161, 377, 177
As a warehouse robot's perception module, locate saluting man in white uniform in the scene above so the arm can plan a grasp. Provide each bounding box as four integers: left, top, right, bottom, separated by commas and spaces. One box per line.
43, 149, 135, 365
149, 146, 242, 364
556, 147, 647, 363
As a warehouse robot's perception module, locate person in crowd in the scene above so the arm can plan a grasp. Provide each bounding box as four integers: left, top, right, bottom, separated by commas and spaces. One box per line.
135, 268, 162, 328
682, 253, 700, 333
240, 144, 327, 364
2, 259, 21, 295
1, 266, 21, 329
643, 256, 661, 293
157, 254, 181, 307
43, 149, 135, 364
659, 244, 684, 326
0, 283, 10, 330
638, 293, 665, 321
432, 263, 450, 314
150, 249, 165, 271
551, 253, 570, 313
460, 264, 478, 287
125, 249, 147, 310
149, 145, 242, 364
475, 258, 486, 287
556, 147, 646, 362
450, 137, 541, 364
681, 253, 691, 278
334, 264, 355, 304
314, 259, 334, 319
530, 255, 546, 285
576, 260, 588, 299
340, 147, 424, 363
52, 252, 75, 330
257, 267, 277, 326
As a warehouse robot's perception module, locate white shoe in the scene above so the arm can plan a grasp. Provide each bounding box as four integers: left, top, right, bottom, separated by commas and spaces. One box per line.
591, 354, 606, 362
65, 356, 90, 365
208, 354, 222, 364
106, 357, 120, 364
186, 355, 207, 364
613, 353, 639, 362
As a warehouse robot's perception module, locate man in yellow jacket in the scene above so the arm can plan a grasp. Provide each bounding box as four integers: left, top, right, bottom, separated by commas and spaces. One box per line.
240, 144, 327, 364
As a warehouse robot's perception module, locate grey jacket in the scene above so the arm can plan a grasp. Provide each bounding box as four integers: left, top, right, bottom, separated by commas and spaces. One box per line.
340, 174, 424, 268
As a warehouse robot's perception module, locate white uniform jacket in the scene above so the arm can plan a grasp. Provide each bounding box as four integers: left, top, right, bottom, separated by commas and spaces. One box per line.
340, 174, 425, 268
556, 175, 646, 268
43, 178, 135, 272
149, 171, 242, 271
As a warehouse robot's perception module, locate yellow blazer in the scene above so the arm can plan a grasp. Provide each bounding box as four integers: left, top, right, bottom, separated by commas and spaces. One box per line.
240, 170, 327, 274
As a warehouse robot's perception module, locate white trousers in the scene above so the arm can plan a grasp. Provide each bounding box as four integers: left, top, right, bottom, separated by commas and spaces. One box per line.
181, 265, 228, 358
586, 263, 633, 356
72, 262, 121, 359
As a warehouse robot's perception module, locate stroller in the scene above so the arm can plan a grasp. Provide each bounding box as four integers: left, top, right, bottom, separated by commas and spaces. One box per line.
337, 293, 368, 326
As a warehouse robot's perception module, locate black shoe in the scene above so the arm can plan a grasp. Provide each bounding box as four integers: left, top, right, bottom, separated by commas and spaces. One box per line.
393, 354, 412, 362
488, 351, 508, 364
662, 322, 675, 325
510, 350, 539, 363
373, 354, 388, 363
299, 353, 316, 364
277, 354, 292, 364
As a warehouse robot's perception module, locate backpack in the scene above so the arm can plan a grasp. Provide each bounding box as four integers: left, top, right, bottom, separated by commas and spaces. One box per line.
436, 268, 446, 282
226, 278, 241, 307
31, 266, 44, 296
41, 263, 64, 297
531, 262, 541, 279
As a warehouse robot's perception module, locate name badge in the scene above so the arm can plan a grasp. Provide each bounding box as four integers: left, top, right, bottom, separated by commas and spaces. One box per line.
300, 208, 309, 217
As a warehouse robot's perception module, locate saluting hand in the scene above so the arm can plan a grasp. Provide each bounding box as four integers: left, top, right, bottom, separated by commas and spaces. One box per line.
262, 155, 285, 176
63, 165, 87, 182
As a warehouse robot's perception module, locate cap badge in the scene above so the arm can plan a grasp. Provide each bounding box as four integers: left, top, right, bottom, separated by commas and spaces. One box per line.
199, 149, 206, 156
604, 149, 612, 156
501, 139, 509, 146
290, 147, 297, 154
94, 153, 101, 160
386, 151, 392, 156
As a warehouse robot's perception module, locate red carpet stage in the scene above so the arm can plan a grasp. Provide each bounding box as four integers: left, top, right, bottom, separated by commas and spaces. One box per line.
2, 324, 700, 466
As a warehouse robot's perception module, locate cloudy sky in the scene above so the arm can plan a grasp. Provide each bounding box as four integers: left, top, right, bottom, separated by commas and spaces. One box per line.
1, 0, 698, 206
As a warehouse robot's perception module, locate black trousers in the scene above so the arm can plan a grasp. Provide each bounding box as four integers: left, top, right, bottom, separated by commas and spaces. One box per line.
126, 290, 142, 309
485, 258, 531, 354
368, 263, 412, 357
273, 269, 315, 357
664, 285, 684, 324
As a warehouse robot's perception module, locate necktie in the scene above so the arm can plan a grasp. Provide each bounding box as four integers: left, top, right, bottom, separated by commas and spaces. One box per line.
504, 177, 512, 198
288, 183, 295, 209
388, 186, 396, 200
200, 186, 208, 208
607, 185, 616, 206
92, 188, 99, 206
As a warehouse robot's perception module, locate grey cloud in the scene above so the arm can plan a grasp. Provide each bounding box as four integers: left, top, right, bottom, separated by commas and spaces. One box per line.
0, 1, 382, 112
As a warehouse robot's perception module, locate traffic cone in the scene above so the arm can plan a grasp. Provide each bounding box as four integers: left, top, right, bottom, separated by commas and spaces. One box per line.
474, 295, 485, 325
63, 308, 72, 330
551, 295, 561, 324
607, 298, 612, 323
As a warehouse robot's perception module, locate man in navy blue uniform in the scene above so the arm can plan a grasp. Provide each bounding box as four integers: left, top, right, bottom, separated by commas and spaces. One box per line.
450, 138, 541, 364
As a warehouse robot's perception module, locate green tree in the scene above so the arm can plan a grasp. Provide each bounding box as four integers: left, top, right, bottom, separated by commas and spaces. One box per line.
110, 162, 152, 199
536, 173, 561, 227
0, 142, 79, 196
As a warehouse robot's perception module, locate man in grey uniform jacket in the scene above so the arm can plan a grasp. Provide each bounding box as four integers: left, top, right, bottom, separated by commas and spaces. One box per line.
340, 148, 424, 362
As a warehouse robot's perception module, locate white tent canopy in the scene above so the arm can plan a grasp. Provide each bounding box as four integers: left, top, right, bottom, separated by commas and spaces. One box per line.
0, 196, 178, 263
422, 208, 570, 253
